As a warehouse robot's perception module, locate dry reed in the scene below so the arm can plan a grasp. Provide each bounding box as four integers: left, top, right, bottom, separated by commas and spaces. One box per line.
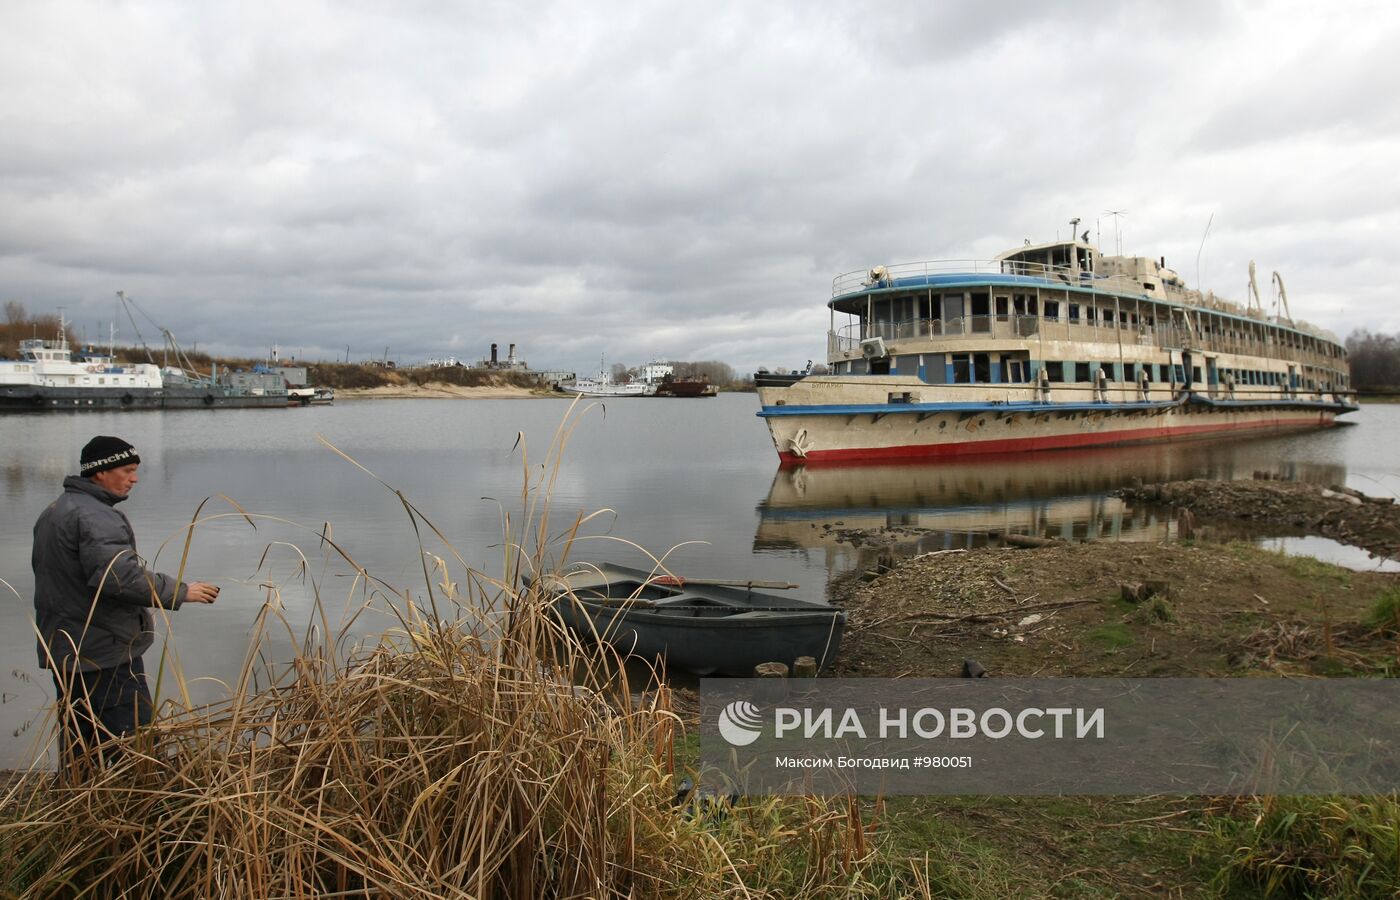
0, 400, 883, 899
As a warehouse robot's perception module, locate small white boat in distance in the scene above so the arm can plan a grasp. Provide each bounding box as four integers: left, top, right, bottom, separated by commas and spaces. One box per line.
559, 356, 648, 397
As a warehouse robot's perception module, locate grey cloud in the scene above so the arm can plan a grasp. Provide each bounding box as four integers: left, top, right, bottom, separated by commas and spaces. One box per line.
1, 0, 1397, 371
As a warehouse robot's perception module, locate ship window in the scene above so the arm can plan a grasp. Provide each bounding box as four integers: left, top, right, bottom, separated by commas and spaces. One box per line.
1044, 361, 1065, 382
1043, 300, 1060, 320
1075, 362, 1091, 382
973, 353, 991, 383
951, 354, 971, 383
1005, 359, 1026, 382
1068, 303, 1081, 323
969, 293, 991, 332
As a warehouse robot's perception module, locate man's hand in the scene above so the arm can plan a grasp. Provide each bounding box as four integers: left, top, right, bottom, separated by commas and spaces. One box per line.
185, 582, 220, 604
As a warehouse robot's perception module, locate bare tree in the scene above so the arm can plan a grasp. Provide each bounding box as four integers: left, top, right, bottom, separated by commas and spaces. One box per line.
1346, 329, 1400, 389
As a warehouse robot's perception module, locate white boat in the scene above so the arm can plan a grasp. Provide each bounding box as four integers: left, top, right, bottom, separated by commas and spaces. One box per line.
1, 311, 288, 411
0, 316, 165, 410
287, 386, 335, 406
756, 226, 1358, 464
559, 357, 648, 397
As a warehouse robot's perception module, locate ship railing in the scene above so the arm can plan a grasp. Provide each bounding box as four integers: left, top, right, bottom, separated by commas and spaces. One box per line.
830, 320, 1347, 384
832, 259, 1149, 299
830, 316, 1303, 360
835, 315, 1180, 348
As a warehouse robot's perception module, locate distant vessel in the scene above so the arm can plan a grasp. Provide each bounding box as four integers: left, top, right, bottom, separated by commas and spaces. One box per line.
757, 226, 1357, 463
288, 386, 335, 406
0, 312, 287, 412
642, 362, 719, 398
558, 357, 648, 398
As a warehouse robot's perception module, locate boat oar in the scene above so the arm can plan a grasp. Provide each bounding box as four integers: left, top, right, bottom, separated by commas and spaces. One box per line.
648, 575, 799, 590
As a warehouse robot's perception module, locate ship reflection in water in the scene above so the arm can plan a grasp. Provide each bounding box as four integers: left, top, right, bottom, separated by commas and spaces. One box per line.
754, 439, 1347, 572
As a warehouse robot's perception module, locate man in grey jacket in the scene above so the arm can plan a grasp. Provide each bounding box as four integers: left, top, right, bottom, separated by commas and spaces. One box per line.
32, 435, 219, 772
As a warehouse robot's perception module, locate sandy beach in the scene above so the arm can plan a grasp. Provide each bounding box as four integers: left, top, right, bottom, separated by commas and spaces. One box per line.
336, 383, 557, 400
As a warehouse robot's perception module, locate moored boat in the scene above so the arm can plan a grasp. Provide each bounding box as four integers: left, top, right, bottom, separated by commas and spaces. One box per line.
756, 226, 1358, 464
634, 362, 719, 397
532, 563, 846, 675
558, 356, 648, 397
288, 386, 335, 406
1, 315, 288, 411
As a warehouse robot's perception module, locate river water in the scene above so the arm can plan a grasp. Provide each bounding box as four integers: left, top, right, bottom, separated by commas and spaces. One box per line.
2, 395, 1396, 766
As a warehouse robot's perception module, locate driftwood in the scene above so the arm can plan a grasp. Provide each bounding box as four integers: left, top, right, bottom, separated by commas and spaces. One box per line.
1003, 533, 1058, 548
901, 598, 1099, 626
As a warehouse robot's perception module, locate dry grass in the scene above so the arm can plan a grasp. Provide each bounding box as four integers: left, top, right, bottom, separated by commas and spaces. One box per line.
0, 401, 883, 899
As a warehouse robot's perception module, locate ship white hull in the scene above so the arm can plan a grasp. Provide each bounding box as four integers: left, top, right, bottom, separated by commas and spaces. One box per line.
758, 378, 1351, 465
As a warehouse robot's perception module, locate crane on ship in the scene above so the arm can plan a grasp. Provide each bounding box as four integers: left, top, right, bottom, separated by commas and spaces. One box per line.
116, 290, 214, 383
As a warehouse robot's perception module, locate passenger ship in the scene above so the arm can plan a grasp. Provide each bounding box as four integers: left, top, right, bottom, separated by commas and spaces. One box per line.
756, 229, 1357, 464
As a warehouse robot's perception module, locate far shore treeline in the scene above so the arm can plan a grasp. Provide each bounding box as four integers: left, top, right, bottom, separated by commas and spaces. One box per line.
0, 303, 758, 391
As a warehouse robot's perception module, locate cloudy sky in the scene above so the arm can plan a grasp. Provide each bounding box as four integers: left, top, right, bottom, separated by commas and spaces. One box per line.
2, 0, 1397, 375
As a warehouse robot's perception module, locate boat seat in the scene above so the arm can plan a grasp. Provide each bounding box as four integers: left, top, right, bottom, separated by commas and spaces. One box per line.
650, 594, 745, 609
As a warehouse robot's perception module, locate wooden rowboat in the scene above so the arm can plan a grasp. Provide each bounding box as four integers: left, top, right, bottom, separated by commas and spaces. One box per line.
531, 563, 845, 676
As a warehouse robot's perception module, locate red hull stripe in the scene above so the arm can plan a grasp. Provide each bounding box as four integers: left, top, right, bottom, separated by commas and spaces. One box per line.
777, 416, 1334, 464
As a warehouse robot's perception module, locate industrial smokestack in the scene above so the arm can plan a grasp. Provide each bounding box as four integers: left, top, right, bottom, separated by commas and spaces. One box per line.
508, 343, 517, 364
490, 343, 498, 365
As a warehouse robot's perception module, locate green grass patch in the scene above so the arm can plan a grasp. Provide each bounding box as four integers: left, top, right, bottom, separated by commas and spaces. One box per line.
1366, 587, 1400, 635
1133, 596, 1176, 624
1212, 795, 1400, 898
1087, 623, 1134, 650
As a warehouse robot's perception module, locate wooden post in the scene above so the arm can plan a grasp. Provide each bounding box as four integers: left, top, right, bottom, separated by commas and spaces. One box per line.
754, 662, 789, 679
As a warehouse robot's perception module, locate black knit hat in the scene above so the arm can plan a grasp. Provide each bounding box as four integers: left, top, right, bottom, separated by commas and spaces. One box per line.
80, 435, 141, 476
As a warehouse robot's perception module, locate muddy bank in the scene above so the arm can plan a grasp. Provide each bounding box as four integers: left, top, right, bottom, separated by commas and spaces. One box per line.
337, 383, 555, 400
1115, 477, 1400, 561
831, 539, 1398, 680
822, 474, 1400, 681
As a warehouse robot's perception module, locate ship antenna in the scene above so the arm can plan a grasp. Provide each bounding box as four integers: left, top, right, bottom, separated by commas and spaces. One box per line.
1103, 209, 1127, 256
1194, 212, 1214, 291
